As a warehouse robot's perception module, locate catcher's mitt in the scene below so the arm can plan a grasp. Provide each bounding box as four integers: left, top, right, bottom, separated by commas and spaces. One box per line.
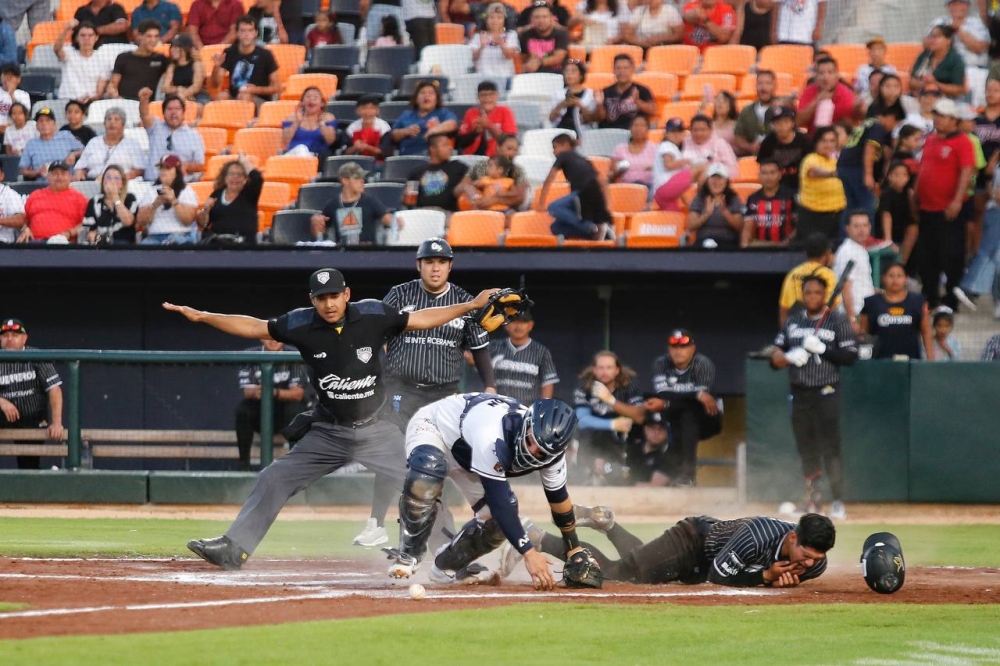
562, 548, 603, 589
471, 288, 534, 333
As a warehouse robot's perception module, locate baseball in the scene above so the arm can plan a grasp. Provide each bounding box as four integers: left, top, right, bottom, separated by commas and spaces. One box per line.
408, 583, 426, 600
778, 501, 798, 516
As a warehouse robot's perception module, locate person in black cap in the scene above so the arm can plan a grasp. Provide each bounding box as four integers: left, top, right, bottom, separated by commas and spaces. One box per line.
0, 318, 65, 470
626, 411, 672, 486
163, 270, 500, 570
644, 328, 722, 487
757, 105, 811, 195
19, 108, 85, 182
488, 306, 560, 407
456, 80, 517, 157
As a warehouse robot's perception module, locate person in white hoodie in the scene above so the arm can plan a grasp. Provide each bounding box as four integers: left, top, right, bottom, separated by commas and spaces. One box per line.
833, 209, 876, 329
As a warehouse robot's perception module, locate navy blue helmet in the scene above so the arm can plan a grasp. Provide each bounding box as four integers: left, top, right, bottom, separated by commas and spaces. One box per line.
511, 399, 577, 473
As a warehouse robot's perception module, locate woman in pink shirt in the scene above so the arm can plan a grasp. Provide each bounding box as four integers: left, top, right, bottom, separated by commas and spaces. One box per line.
681, 114, 738, 179
611, 114, 658, 189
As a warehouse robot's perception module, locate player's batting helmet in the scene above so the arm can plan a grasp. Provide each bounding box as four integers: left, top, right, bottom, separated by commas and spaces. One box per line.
416, 237, 454, 260
511, 399, 577, 473
860, 532, 905, 594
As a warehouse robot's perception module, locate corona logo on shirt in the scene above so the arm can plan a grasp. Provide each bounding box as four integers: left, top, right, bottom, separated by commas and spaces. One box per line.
878, 306, 913, 327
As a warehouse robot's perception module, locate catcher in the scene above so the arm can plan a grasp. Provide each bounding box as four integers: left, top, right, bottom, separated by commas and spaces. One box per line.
503, 509, 836, 588
383, 393, 592, 590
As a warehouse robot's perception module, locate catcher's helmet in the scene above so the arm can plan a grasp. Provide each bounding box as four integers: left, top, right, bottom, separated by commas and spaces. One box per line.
511, 399, 577, 473
416, 237, 454, 260
860, 532, 905, 594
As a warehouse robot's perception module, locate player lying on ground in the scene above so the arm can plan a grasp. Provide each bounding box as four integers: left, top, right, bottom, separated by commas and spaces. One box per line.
384, 393, 585, 590
501, 509, 835, 587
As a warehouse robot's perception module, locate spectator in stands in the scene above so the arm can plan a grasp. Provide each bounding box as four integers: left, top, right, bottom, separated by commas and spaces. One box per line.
838, 104, 906, 224
107, 21, 170, 101
681, 114, 739, 179
212, 16, 282, 106
653, 117, 705, 212
402, 0, 437, 57
705, 90, 739, 147
19, 108, 85, 182
440, 0, 477, 34
735, 0, 774, 50
741, 158, 796, 247
687, 163, 743, 248
568, 0, 629, 46
520, 3, 569, 74
0, 65, 29, 133
572, 350, 645, 486
626, 411, 670, 486
391, 81, 458, 156
860, 262, 933, 360
82, 165, 140, 245
773, 0, 825, 46
903, 85, 942, 138
55, 21, 110, 105
834, 210, 876, 323
282, 87, 338, 163
915, 98, 975, 309
407, 134, 468, 213
139, 88, 206, 182
867, 73, 919, 119
162, 34, 209, 105
856, 37, 897, 98
681, 0, 736, 53
539, 132, 614, 240
278, 0, 304, 46
74, 0, 130, 46
306, 11, 342, 50
3, 103, 35, 156
611, 114, 657, 189
187, 0, 243, 48
60, 100, 96, 148
758, 105, 810, 194
549, 59, 597, 138
20, 161, 88, 243
516, 0, 570, 31
594, 54, 657, 131
733, 70, 777, 157
311, 161, 393, 245
459, 133, 529, 211
778, 233, 836, 326
957, 147, 1000, 317
456, 80, 517, 157
248, 0, 288, 45
130, 0, 182, 44
0, 161, 25, 243
981, 333, 1000, 358
136, 154, 199, 244
196, 153, 263, 244
912, 25, 969, 99
371, 14, 406, 47
797, 56, 857, 136
876, 161, 918, 263
461, 154, 517, 214
0, 318, 65, 471
798, 126, 846, 245
235, 339, 305, 471
344, 95, 392, 164
930, 307, 961, 360
73, 108, 146, 181
0, 16, 19, 69
470, 3, 521, 82
621, 0, 683, 48
930, 0, 990, 72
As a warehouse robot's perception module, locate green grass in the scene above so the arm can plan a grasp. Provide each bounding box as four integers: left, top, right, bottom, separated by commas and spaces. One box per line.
0, 604, 26, 613
3, 604, 999, 665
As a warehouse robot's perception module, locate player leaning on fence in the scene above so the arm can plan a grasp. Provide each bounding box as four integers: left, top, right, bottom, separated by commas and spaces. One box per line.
163, 269, 500, 570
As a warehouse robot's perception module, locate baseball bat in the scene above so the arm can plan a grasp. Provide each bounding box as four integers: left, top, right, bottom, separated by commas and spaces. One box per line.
815, 259, 854, 331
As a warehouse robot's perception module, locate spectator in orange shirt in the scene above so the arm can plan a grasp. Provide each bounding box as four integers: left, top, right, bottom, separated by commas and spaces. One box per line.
682, 0, 736, 53
796, 56, 857, 136
456, 81, 517, 157
19, 161, 88, 243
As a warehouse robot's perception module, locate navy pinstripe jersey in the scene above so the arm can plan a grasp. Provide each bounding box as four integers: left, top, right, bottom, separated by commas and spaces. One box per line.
705, 516, 827, 586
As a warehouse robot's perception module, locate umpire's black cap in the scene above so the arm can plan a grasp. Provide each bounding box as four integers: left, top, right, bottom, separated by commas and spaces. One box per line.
416, 237, 453, 260
309, 268, 347, 297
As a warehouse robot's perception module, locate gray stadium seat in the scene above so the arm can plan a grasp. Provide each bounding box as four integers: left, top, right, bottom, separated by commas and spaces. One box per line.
297, 182, 342, 210
0, 155, 21, 182
271, 210, 319, 244
382, 155, 429, 183
337, 74, 393, 102
307, 45, 361, 78
364, 45, 416, 89
321, 155, 376, 181
395, 74, 449, 102
377, 101, 410, 125
363, 182, 405, 211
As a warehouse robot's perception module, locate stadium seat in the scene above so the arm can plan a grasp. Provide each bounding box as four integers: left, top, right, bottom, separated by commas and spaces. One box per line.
19, 73, 56, 101
435, 23, 465, 45
446, 211, 505, 247
505, 211, 559, 247
149, 100, 200, 125
188, 181, 215, 205
646, 45, 699, 79
70, 180, 100, 199
658, 101, 703, 127
202, 154, 262, 182
635, 72, 679, 105
738, 72, 794, 100
608, 183, 648, 215
509, 73, 564, 100
514, 155, 555, 188
263, 155, 318, 199
680, 74, 737, 101
531, 181, 571, 209
259, 181, 293, 230
200, 44, 229, 97
506, 100, 544, 133
588, 156, 612, 180
735, 157, 760, 184
884, 42, 923, 72
417, 45, 473, 78
700, 45, 757, 79
758, 44, 814, 90
297, 182, 342, 210
195, 126, 228, 162
627, 210, 685, 240
0, 155, 21, 182
583, 72, 616, 93
731, 182, 762, 201
365, 45, 417, 88
824, 44, 869, 85
307, 45, 361, 77
338, 74, 394, 101
580, 128, 629, 158
624, 234, 682, 248
256, 100, 299, 128
56, 0, 89, 21
450, 74, 508, 104
86, 99, 141, 127
26, 21, 68, 60
382, 155, 429, 183
267, 44, 308, 86
10, 182, 46, 197
271, 210, 318, 244
200, 100, 256, 144
26, 45, 60, 70
393, 209, 447, 246
280, 73, 339, 101
336, 22, 357, 44
233, 128, 284, 163
396, 74, 450, 103
123, 126, 149, 152
325, 100, 360, 122
322, 155, 377, 181
588, 45, 644, 74
363, 182, 405, 211
568, 45, 587, 63
451, 155, 487, 171
521, 128, 576, 158
561, 238, 616, 248
376, 101, 410, 125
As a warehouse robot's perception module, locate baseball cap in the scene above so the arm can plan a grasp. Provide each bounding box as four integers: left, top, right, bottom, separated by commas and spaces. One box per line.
356, 93, 382, 107
338, 161, 367, 180
932, 98, 959, 118
478, 80, 499, 93
770, 105, 797, 122
663, 117, 685, 132
705, 163, 729, 180
309, 268, 347, 297
668, 328, 694, 346
0, 63, 21, 77
158, 153, 182, 169
1, 318, 27, 334
644, 411, 666, 427
865, 36, 886, 48
509, 308, 533, 322
171, 33, 194, 49
958, 103, 978, 121
47, 160, 70, 172
34, 107, 55, 121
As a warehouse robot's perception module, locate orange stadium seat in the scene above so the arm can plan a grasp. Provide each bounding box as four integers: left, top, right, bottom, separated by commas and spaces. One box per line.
262, 154, 318, 199
202, 154, 261, 182
658, 101, 703, 127
233, 128, 284, 162
27, 21, 68, 60
504, 211, 559, 247
607, 183, 648, 215
824, 44, 868, 85
447, 211, 506, 247
635, 72, 679, 105
646, 45, 700, 79
568, 45, 587, 64
259, 181, 293, 230
266, 44, 307, 88
584, 72, 616, 92
588, 156, 611, 179
200, 44, 229, 97
56, 0, 89, 20
149, 100, 200, 125
256, 100, 299, 128
561, 238, 616, 248
735, 156, 759, 184
628, 210, 686, 237
280, 73, 339, 102
732, 182, 762, 201
188, 180, 216, 205
588, 45, 644, 74
884, 42, 923, 72
681, 74, 737, 101
200, 100, 256, 143
648, 128, 665, 143
758, 44, 814, 90
196, 126, 228, 162
435, 23, 465, 45
739, 72, 794, 100
531, 182, 571, 209
700, 45, 757, 80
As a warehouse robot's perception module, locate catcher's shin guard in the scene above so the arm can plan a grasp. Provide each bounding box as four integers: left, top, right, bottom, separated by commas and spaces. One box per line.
434, 517, 506, 572
397, 445, 448, 562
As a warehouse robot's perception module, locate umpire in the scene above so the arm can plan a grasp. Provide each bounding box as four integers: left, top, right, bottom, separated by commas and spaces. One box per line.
771, 275, 858, 520
163, 269, 498, 570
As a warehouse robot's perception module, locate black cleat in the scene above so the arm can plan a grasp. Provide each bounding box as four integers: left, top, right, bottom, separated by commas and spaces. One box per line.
187, 535, 248, 571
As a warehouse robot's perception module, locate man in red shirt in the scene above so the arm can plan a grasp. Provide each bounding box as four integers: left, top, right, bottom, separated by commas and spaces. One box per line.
796, 56, 856, 136
682, 0, 736, 53
19, 161, 88, 243
456, 81, 517, 157
914, 98, 976, 310
186, 0, 243, 48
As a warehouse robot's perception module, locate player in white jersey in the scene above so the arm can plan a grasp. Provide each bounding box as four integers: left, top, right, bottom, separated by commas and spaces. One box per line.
384, 393, 585, 589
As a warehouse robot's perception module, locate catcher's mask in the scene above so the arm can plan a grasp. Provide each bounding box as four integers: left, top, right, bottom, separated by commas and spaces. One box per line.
860, 532, 905, 594
511, 399, 577, 473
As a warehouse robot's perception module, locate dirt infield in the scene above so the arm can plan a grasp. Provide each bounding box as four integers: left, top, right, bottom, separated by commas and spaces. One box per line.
1, 557, 998, 640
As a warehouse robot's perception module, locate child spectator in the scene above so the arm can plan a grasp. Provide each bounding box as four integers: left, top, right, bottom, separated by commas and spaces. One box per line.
894, 125, 922, 182
307, 11, 342, 49
0, 64, 30, 132
60, 100, 97, 147
652, 117, 706, 212
930, 308, 961, 361
2, 103, 36, 155
466, 154, 515, 212
344, 94, 392, 163
538, 132, 613, 240
877, 161, 918, 265
248, 0, 288, 44
373, 15, 405, 47
855, 37, 897, 97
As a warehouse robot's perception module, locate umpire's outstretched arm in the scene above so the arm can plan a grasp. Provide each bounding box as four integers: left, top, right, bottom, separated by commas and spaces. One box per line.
162, 304, 272, 340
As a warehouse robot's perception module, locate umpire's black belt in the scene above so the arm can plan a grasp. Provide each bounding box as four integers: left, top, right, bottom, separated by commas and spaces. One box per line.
318, 404, 379, 429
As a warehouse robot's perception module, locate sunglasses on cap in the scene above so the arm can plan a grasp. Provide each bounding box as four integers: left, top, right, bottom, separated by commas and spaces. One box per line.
1, 323, 26, 334
668, 334, 692, 346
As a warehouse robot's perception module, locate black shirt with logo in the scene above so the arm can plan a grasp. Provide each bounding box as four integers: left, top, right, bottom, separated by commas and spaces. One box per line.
267, 301, 409, 422
0, 347, 61, 424
410, 161, 468, 212
861, 292, 926, 360
222, 45, 279, 98
112, 51, 169, 100
599, 83, 653, 130
757, 130, 811, 194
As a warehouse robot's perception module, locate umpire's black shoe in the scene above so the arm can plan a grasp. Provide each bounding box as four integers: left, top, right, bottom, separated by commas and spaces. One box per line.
187, 535, 248, 571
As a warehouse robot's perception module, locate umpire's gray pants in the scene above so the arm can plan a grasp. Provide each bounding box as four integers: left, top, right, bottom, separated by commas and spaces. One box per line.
226, 420, 409, 554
